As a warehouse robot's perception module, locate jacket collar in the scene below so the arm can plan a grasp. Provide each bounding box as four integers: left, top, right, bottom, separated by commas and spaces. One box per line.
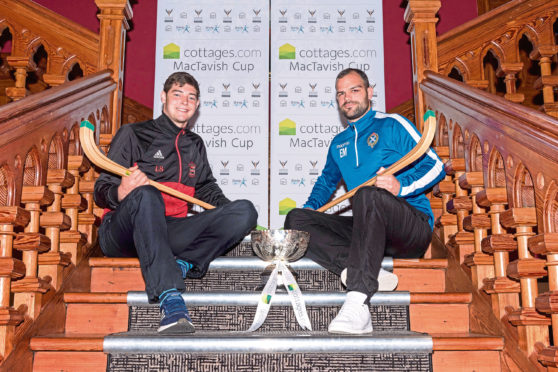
154, 113, 187, 135
347, 107, 376, 130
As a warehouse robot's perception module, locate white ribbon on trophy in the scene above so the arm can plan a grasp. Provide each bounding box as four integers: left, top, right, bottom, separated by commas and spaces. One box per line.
247, 260, 312, 332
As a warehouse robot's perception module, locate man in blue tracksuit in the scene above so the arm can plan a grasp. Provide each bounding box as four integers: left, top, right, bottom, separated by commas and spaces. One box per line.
285, 68, 445, 334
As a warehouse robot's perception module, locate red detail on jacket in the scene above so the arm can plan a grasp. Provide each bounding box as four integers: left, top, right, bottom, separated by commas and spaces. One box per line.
159, 181, 195, 218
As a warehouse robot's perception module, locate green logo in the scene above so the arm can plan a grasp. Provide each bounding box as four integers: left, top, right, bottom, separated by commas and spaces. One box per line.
279, 119, 296, 135
279, 43, 296, 59
288, 284, 296, 291
279, 198, 296, 215
163, 43, 180, 59
262, 294, 272, 304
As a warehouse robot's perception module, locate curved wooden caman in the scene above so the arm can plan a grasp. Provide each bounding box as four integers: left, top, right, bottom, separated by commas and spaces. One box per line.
317, 110, 437, 212
79, 120, 215, 210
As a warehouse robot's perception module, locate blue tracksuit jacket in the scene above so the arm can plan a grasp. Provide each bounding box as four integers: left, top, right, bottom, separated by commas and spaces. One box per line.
303, 109, 445, 230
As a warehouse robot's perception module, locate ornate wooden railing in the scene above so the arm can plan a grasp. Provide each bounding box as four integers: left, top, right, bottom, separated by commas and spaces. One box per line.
421, 70, 558, 369
406, 0, 558, 130
406, 0, 558, 369
0, 0, 131, 134
0, 71, 115, 361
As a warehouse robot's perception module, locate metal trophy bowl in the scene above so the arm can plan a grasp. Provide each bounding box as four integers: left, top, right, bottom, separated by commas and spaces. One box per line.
251, 229, 310, 289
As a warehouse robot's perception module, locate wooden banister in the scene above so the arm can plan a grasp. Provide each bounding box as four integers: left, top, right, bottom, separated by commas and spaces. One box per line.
0, 0, 99, 68
0, 0, 131, 130
0, 71, 116, 361
420, 70, 558, 369
400, 0, 558, 120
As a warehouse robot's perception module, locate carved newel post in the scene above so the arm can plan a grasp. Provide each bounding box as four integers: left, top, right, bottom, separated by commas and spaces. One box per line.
95, 0, 133, 135
404, 0, 440, 132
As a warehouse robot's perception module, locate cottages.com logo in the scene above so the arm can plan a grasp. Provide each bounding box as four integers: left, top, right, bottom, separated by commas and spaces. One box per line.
279, 43, 296, 59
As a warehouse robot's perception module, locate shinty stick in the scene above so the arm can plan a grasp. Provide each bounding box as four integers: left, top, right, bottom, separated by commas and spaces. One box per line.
316, 110, 437, 213
79, 120, 215, 210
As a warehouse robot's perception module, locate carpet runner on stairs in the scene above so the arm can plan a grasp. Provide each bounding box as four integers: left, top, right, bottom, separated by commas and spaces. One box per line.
102, 238, 434, 371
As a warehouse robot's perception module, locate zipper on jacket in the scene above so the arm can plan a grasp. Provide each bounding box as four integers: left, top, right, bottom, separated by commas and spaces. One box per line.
354, 125, 359, 167
175, 129, 185, 182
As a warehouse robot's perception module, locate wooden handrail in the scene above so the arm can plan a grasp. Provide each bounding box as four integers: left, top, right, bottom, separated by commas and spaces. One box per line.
0, 0, 99, 68
0, 71, 115, 205
437, 0, 557, 66
421, 71, 558, 164
0, 0, 131, 129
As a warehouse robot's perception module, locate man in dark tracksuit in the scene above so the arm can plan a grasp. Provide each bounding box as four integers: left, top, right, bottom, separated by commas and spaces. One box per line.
285, 68, 445, 334
94, 72, 257, 334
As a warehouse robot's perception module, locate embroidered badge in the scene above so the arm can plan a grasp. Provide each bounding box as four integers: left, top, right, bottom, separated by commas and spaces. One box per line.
188, 162, 196, 178
367, 132, 379, 149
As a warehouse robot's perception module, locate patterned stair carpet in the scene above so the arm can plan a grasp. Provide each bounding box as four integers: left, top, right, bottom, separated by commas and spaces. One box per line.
105, 240, 432, 371
108, 351, 431, 372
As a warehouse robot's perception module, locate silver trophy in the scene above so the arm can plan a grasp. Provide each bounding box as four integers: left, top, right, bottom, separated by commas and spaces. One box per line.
251, 229, 309, 289
248, 229, 313, 331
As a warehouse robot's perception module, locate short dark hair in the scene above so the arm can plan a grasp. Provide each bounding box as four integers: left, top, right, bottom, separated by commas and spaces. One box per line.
163, 72, 200, 98
335, 68, 370, 88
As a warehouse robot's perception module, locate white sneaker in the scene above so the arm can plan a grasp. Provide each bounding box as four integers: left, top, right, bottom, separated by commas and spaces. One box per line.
340, 268, 398, 291
328, 295, 373, 334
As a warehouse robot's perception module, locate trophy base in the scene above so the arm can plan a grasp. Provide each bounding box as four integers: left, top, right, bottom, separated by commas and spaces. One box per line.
255, 263, 300, 292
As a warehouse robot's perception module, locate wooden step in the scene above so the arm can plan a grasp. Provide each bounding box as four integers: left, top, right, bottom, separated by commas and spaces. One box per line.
31, 336, 105, 372
410, 293, 471, 334
33, 351, 106, 372
432, 333, 504, 372
89, 257, 448, 293
63, 291, 471, 335
31, 332, 502, 372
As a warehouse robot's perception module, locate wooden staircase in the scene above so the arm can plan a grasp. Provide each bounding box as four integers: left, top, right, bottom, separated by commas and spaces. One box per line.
0, 0, 557, 370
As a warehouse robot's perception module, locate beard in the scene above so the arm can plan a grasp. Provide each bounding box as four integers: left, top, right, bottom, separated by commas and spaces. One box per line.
341, 100, 370, 121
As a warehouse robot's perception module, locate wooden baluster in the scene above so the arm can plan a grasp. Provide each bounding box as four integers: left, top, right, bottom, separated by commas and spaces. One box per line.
433, 179, 457, 245
445, 158, 475, 263
78, 168, 98, 248
430, 146, 450, 221
533, 45, 558, 119
99, 133, 113, 156
424, 146, 450, 258
60, 156, 89, 265
11, 187, 53, 320
404, 0, 441, 132
4, 57, 31, 101
478, 188, 521, 320
95, 0, 133, 135
530, 233, 558, 369
461, 172, 494, 289
502, 208, 549, 357
433, 146, 449, 163
38, 170, 73, 290
0, 206, 29, 358
42, 52, 68, 87
500, 63, 525, 104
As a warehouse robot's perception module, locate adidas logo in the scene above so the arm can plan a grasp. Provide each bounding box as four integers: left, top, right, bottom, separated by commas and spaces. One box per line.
153, 150, 165, 159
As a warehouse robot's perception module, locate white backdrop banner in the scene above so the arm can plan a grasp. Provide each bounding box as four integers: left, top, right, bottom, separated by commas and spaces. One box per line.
270, 0, 385, 227
154, 1, 270, 226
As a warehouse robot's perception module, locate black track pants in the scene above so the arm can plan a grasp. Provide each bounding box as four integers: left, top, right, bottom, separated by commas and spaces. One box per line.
285, 186, 431, 299
99, 185, 257, 302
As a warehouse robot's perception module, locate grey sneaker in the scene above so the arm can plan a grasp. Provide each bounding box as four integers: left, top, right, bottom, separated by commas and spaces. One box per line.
340, 268, 398, 291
